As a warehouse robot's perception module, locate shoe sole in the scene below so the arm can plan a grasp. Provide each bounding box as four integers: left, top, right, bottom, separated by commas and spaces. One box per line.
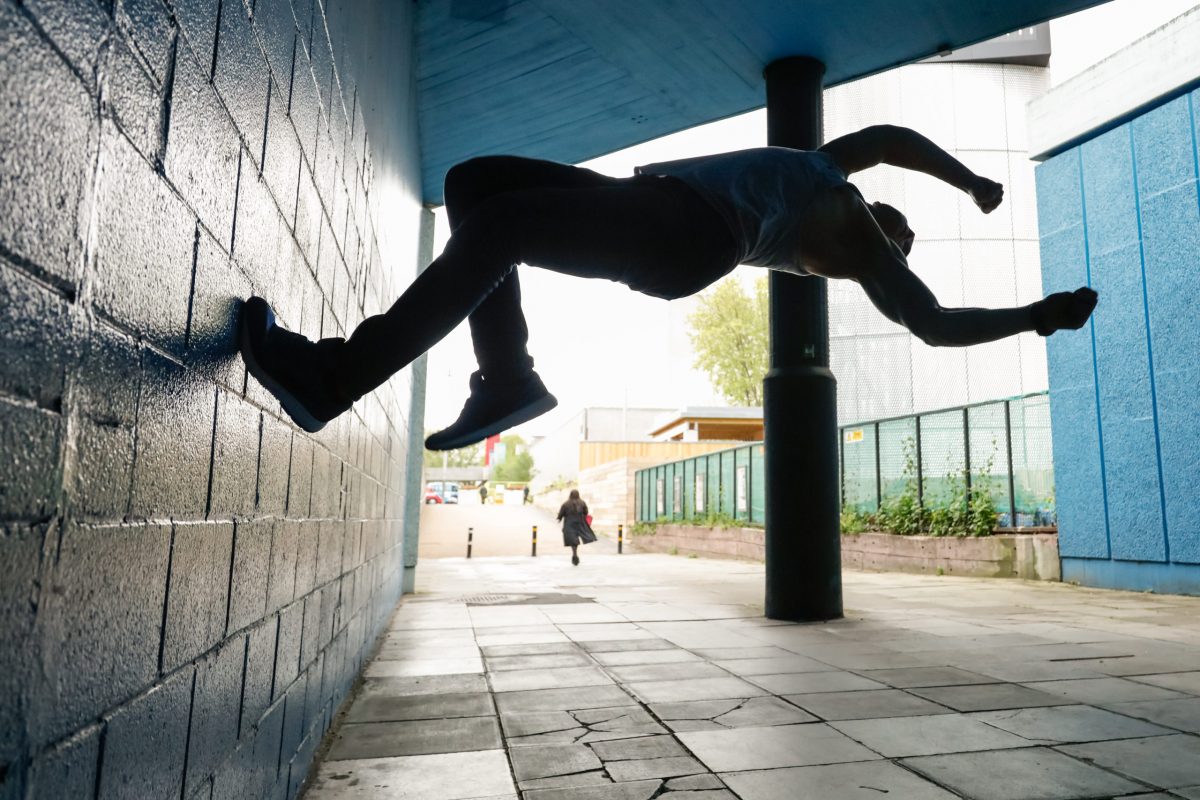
425, 392, 558, 451
239, 298, 328, 434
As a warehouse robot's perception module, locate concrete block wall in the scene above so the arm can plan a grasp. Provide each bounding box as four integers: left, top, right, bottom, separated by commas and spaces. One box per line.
1036, 88, 1200, 595
1, 0, 422, 798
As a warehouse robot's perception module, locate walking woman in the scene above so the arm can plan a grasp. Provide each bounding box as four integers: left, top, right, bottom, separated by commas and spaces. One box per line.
557, 489, 596, 566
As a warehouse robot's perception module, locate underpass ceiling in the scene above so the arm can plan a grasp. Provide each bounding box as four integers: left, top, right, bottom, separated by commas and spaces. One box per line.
415, 0, 1106, 203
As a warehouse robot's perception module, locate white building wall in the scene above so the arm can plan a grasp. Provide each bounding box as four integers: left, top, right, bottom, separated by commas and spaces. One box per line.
824, 62, 1051, 423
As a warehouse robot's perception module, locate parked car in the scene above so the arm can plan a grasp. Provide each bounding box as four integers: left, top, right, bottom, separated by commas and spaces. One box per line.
426, 481, 460, 504
423, 487, 444, 504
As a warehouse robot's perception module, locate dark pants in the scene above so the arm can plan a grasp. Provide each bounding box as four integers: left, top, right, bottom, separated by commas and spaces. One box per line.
335, 156, 738, 399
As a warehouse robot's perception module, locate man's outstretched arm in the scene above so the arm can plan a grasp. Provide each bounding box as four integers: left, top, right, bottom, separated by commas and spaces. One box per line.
819, 125, 1003, 213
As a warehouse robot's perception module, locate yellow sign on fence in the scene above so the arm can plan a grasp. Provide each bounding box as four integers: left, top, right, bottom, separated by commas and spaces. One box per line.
844, 429, 864, 443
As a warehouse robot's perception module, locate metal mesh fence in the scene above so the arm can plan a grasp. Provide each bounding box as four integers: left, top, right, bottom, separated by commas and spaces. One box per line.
635, 393, 1055, 529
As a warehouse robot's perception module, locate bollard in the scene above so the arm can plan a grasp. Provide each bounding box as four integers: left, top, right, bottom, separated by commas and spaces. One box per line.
531, 525, 538, 557
467, 527, 473, 559
618, 523, 623, 554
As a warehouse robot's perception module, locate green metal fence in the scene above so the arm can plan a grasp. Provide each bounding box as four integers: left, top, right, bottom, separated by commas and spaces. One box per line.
635, 442, 766, 526
635, 392, 1055, 528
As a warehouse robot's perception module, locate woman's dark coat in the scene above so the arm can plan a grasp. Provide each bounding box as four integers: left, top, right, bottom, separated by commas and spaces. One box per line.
557, 499, 596, 547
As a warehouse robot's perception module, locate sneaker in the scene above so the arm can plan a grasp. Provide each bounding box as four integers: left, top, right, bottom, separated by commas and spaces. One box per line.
240, 297, 350, 433
1032, 287, 1098, 336
425, 370, 557, 451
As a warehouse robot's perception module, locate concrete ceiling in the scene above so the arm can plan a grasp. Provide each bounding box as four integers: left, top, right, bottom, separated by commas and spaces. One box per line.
415, 0, 1106, 203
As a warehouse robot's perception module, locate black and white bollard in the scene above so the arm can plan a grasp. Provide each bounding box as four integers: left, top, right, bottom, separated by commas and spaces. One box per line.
467, 527, 473, 559
531, 525, 537, 557
618, 523, 623, 554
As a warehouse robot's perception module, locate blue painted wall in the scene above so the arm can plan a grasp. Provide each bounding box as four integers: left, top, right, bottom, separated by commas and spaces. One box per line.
1037, 89, 1200, 595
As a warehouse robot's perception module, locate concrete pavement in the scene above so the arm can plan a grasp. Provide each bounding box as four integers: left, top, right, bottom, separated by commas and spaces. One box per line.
301, 554, 1200, 799
418, 504, 618, 559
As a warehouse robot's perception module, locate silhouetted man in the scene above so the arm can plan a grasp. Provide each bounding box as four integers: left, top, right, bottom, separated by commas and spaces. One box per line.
241, 125, 1096, 448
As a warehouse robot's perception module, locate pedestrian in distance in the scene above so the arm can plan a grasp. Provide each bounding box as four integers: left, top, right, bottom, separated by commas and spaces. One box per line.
240, 125, 1098, 445
557, 489, 596, 566
522, 485, 530, 505
479, 484, 488, 505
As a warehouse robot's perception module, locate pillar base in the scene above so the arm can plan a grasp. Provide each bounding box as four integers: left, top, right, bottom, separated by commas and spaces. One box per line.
763, 365, 843, 622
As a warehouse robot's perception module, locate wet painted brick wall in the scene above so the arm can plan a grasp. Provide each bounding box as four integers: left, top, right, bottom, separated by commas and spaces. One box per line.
1036, 88, 1200, 595
0, 0, 422, 797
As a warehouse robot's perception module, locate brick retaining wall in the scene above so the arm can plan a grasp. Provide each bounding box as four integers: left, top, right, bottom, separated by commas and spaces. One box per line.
0, 1, 421, 797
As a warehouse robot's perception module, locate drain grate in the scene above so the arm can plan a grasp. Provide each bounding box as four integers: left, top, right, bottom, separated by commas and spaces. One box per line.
460, 593, 533, 605
461, 592, 594, 606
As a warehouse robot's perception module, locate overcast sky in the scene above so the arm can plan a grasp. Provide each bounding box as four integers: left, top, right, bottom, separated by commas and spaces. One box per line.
419, 0, 1200, 444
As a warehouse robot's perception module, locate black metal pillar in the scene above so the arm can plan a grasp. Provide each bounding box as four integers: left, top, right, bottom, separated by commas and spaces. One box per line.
763, 57, 843, 622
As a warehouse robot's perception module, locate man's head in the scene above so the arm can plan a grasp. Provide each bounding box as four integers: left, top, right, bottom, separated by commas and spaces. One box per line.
869, 202, 914, 256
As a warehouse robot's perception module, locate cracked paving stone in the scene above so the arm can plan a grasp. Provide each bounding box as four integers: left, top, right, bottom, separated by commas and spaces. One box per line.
665, 775, 724, 790
501, 711, 578, 737
510, 743, 602, 782
590, 734, 687, 761
523, 778, 662, 800
509, 728, 589, 746
605, 756, 708, 782
519, 771, 609, 791
494, 685, 636, 714
711, 696, 817, 727
650, 700, 741, 721
579, 639, 677, 653
659, 791, 736, 798
665, 720, 724, 732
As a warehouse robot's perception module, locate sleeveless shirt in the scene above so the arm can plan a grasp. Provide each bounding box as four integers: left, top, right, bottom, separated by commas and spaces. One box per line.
635, 147, 847, 271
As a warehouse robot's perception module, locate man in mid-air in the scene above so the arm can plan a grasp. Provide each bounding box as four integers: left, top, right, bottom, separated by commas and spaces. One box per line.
241, 124, 1097, 447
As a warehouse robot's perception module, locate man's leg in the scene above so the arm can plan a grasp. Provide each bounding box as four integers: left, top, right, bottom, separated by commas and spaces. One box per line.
442, 156, 623, 379
334, 174, 735, 431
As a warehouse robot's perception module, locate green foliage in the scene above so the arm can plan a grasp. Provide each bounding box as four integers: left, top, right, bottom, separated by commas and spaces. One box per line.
839, 436, 1000, 538
492, 434, 534, 482
423, 442, 483, 468
687, 276, 768, 406
631, 521, 658, 537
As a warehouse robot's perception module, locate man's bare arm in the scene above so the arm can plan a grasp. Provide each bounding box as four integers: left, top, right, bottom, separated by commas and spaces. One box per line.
819, 125, 1003, 213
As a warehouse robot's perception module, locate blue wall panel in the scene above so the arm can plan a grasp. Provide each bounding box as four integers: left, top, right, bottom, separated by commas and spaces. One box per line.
1037, 87, 1200, 593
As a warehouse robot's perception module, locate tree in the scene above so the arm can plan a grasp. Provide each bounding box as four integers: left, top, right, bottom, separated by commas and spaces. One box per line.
492, 434, 534, 482
423, 442, 483, 468
687, 275, 768, 406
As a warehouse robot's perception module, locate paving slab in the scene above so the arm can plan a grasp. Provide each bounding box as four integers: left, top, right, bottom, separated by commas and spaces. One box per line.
626, 677, 768, 704
359, 674, 489, 697
678, 723, 880, 771
901, 746, 1146, 800
500, 711, 579, 737
1102, 698, 1200, 733
909, 682, 1067, 711
830, 713, 1031, 758
710, 696, 817, 727
605, 756, 708, 781
665, 775, 725, 790
326, 716, 502, 760
365, 656, 483, 678
971, 705, 1175, 743
489, 665, 614, 692
712, 656, 832, 675
486, 652, 594, 671
509, 743, 601, 781
305, 751, 515, 800
591, 649, 703, 666
1058, 734, 1200, 788
519, 771, 610, 790
494, 685, 636, 714
722, 760, 959, 800
1129, 671, 1200, 695
1023, 677, 1187, 705
605, 662, 730, 682
345, 692, 494, 723
787, 688, 951, 720
590, 734, 686, 761
749, 671, 888, 695
650, 700, 742, 720
691, 647, 802, 661
859, 665, 998, 688
523, 780, 661, 800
